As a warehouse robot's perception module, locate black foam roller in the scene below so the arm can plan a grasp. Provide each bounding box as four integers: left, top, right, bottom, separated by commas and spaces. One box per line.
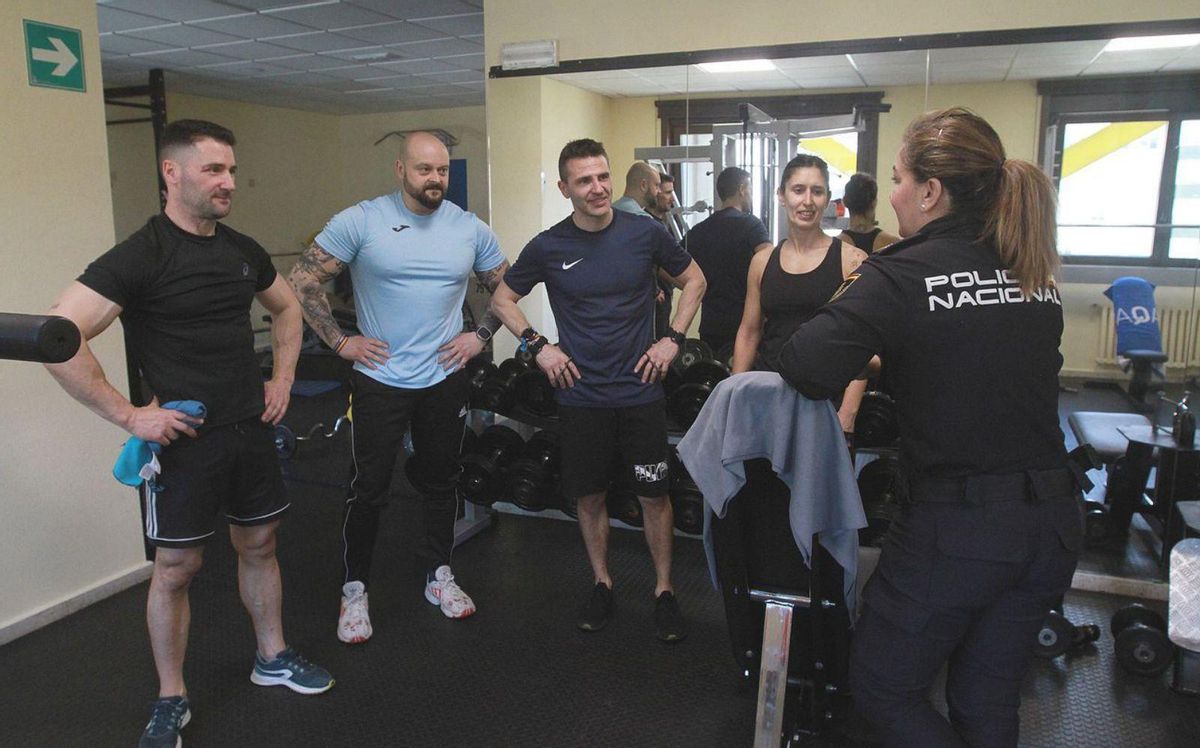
0, 313, 82, 364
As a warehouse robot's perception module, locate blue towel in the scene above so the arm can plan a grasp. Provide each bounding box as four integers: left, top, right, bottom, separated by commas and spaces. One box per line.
112, 400, 207, 487
1104, 276, 1163, 355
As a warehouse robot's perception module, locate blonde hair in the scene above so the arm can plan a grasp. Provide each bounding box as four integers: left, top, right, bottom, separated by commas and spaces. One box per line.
901, 107, 1059, 294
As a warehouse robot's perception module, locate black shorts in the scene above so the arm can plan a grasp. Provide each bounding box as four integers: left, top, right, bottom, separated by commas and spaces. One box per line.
143, 417, 289, 548
558, 400, 670, 499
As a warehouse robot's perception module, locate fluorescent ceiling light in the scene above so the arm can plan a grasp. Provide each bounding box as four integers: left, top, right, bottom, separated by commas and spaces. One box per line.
1103, 34, 1200, 52
697, 59, 776, 73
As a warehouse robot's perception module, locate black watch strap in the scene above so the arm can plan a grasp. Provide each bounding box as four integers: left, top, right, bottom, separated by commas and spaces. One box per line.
665, 329, 686, 346
526, 336, 548, 356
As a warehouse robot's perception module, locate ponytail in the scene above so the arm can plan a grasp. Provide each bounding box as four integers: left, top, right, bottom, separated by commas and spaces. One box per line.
988, 159, 1059, 295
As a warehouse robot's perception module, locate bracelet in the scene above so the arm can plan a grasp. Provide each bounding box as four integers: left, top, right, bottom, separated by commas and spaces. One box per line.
334, 334, 349, 353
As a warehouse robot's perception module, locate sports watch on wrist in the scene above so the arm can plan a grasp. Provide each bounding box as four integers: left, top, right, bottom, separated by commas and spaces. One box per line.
475, 326, 493, 343
664, 328, 686, 346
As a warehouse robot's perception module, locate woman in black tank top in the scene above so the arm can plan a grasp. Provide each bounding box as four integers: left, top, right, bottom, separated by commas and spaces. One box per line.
732, 155, 868, 433
838, 172, 901, 252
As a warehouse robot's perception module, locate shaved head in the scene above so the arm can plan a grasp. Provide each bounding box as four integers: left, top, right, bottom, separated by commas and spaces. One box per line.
395, 131, 451, 213
624, 161, 659, 191
621, 161, 662, 209
400, 131, 450, 163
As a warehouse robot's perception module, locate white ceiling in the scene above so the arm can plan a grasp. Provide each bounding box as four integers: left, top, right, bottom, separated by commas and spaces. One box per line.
97, 3, 1200, 115
551, 39, 1200, 96
98, 0, 485, 114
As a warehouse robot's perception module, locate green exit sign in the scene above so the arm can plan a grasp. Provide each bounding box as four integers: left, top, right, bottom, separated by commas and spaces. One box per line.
24, 20, 85, 93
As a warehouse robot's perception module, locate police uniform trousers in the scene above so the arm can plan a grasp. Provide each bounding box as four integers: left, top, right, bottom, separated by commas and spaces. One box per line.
849, 467, 1082, 748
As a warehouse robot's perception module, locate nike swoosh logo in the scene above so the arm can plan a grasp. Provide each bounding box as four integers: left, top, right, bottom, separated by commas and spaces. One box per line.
562, 259, 583, 270
392, 225, 411, 232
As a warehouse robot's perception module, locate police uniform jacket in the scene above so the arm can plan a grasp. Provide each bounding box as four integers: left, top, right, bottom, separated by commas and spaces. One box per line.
776, 213, 1067, 480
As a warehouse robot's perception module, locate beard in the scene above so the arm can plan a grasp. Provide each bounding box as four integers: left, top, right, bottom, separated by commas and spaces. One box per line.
407, 180, 445, 211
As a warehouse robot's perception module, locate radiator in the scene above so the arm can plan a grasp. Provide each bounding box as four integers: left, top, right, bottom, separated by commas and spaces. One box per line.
1095, 304, 1200, 369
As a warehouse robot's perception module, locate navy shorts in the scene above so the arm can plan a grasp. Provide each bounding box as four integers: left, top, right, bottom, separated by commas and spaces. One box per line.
558, 400, 670, 499
143, 417, 289, 548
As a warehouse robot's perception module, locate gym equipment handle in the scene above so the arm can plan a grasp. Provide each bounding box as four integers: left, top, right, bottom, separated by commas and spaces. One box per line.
0, 313, 82, 364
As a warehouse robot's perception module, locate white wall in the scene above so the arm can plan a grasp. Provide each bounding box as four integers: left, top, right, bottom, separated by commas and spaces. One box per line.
1, 0, 149, 642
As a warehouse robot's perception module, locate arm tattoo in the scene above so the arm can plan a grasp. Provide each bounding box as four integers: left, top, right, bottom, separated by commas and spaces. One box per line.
474, 259, 510, 334
287, 243, 348, 348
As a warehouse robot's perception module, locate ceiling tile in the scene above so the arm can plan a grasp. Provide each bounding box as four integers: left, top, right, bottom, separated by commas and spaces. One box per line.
195, 40, 311, 60
264, 31, 372, 52
851, 49, 930, 66
122, 24, 245, 47
436, 52, 484, 71
366, 58, 464, 75
100, 33, 182, 55
308, 62, 381, 79
1162, 58, 1200, 71
194, 60, 301, 77
772, 55, 852, 71
190, 13, 316, 38
268, 3, 394, 30
346, 0, 480, 19
100, 0, 251, 22
384, 37, 478, 58
412, 69, 483, 84
265, 70, 344, 86
410, 13, 483, 37
131, 48, 243, 67
337, 21, 449, 45
97, 6, 171, 33
255, 53, 327, 70
219, 1, 328, 11
931, 45, 1017, 62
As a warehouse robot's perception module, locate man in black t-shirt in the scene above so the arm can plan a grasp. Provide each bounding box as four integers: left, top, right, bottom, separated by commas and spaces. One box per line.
46, 119, 332, 748
685, 167, 773, 359
491, 139, 706, 642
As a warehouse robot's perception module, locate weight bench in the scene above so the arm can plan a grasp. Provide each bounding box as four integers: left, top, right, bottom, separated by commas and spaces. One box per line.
1067, 411, 1152, 465
709, 459, 853, 745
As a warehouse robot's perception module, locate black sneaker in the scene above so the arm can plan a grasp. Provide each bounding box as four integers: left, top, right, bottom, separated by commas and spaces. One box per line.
578, 582, 613, 632
139, 695, 190, 748
655, 591, 687, 642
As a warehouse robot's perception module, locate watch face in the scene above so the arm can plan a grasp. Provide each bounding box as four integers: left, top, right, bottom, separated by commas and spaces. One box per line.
476, 327, 492, 342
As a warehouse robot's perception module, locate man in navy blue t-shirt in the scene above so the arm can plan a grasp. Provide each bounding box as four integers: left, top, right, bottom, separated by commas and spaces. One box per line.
492, 138, 706, 642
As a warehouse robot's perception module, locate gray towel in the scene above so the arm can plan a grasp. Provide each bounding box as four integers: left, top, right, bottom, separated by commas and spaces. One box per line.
676, 371, 865, 615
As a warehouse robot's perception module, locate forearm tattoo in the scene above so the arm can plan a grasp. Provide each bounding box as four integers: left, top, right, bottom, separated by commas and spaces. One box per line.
474, 259, 510, 334
287, 243, 347, 348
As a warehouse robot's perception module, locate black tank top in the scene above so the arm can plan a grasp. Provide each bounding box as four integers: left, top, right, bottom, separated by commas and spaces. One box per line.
842, 227, 882, 252
756, 237, 844, 371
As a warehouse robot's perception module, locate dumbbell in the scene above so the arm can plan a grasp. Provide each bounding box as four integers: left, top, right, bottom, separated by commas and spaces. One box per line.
457, 424, 525, 505
1034, 610, 1101, 659
464, 357, 498, 411
1083, 500, 1110, 544
669, 452, 704, 535
854, 391, 899, 448
405, 428, 479, 495
607, 480, 644, 528
475, 358, 533, 414
666, 359, 730, 429
561, 493, 579, 520
274, 424, 299, 460
856, 456, 903, 546
505, 430, 561, 512
669, 338, 714, 377
1112, 603, 1173, 676
514, 369, 557, 418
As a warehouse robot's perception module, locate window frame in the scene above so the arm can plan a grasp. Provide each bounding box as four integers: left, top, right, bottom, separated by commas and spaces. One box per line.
1038, 73, 1200, 268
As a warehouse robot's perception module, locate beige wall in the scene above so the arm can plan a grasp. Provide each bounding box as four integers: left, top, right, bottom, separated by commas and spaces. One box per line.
0, 0, 148, 640
485, 1, 1200, 62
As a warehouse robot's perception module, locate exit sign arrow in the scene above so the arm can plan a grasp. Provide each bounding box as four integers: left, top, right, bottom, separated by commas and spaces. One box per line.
31, 37, 78, 77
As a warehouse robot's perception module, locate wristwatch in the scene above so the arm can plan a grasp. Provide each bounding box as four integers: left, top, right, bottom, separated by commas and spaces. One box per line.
475, 326, 493, 343
526, 335, 549, 357
664, 328, 686, 346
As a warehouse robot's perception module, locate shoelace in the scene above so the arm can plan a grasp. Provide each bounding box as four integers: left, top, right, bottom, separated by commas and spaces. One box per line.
147, 700, 186, 731
273, 649, 314, 674
441, 577, 469, 603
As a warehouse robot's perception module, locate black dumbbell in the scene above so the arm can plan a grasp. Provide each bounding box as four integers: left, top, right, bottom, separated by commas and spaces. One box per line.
854, 391, 899, 448
1083, 500, 1110, 544
407, 427, 480, 495
607, 480, 644, 528
669, 451, 704, 535
561, 493, 578, 520
274, 424, 298, 460
476, 358, 533, 414
514, 369, 557, 418
856, 456, 903, 546
1033, 610, 1102, 659
670, 338, 714, 377
465, 357, 498, 411
457, 424, 525, 505
506, 430, 561, 512
1111, 604, 1173, 677
666, 359, 730, 429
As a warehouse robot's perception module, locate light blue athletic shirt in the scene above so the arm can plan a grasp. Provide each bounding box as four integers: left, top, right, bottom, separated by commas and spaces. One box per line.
315, 193, 503, 389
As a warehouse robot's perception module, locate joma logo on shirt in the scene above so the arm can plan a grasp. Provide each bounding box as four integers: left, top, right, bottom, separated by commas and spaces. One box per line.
924, 269, 1061, 311
633, 461, 668, 483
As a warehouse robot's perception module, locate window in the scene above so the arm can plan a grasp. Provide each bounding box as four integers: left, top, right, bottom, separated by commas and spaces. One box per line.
1039, 74, 1200, 266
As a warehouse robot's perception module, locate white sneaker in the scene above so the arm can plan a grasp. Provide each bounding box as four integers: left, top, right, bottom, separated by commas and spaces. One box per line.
424, 565, 476, 619
338, 581, 372, 644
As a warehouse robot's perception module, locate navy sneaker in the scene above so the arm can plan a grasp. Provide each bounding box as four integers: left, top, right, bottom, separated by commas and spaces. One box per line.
250, 647, 335, 694
578, 582, 614, 632
139, 695, 190, 748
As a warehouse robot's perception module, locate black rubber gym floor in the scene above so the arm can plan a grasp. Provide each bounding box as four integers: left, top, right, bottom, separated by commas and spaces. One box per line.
1, 388, 1197, 746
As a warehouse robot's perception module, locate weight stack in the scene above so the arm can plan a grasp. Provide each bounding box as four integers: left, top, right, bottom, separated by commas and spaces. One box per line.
1170, 538, 1200, 696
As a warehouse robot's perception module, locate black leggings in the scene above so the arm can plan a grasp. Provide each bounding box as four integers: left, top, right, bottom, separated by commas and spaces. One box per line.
341, 369, 469, 589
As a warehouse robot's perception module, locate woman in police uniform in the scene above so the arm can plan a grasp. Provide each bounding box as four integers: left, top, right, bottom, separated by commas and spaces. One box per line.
776, 108, 1080, 747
